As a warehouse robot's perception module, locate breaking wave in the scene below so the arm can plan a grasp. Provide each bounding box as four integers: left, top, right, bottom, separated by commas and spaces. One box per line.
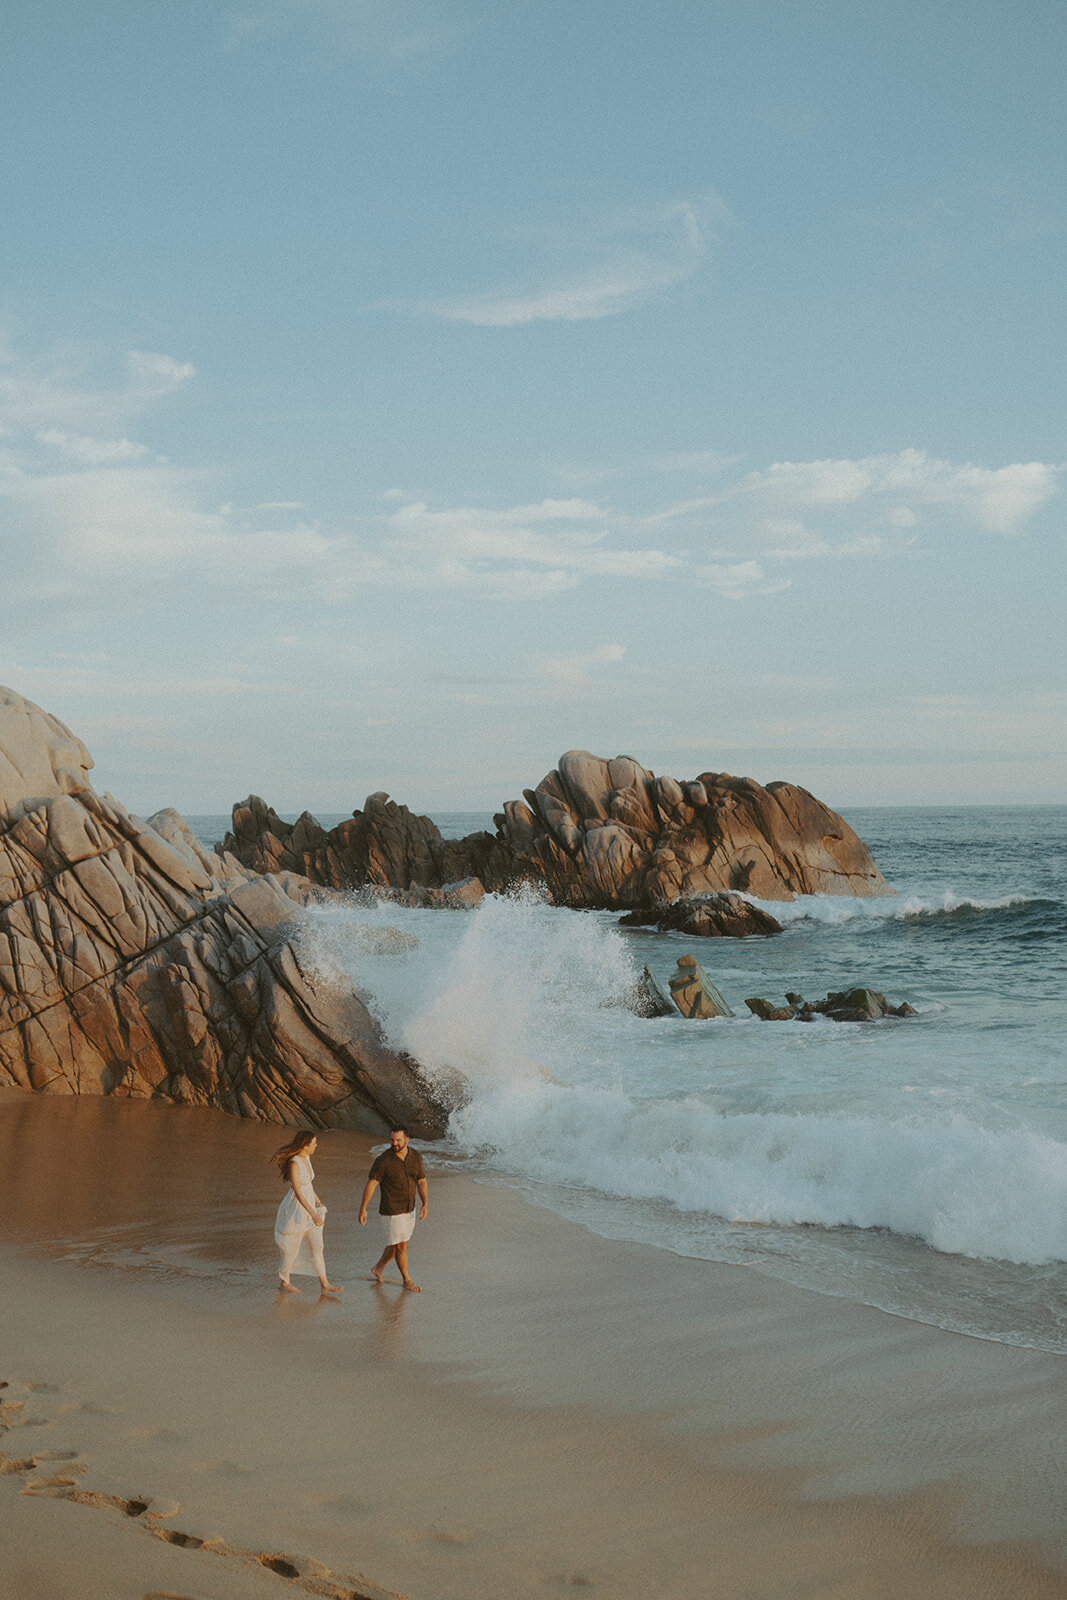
302, 890, 1067, 1272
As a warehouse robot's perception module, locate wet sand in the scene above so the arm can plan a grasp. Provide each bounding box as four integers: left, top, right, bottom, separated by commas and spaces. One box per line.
1, 1088, 1065, 1600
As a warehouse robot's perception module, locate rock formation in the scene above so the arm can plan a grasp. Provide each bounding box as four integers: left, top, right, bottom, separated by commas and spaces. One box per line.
618, 892, 784, 938
0, 689, 448, 1135
221, 794, 516, 896
222, 750, 889, 911
668, 956, 734, 1019
744, 987, 918, 1022
497, 752, 889, 907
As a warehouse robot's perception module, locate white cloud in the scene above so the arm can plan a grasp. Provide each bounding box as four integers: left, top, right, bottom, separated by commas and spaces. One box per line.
733, 449, 1062, 536
402, 196, 725, 326
35, 429, 150, 466
647, 447, 1061, 563
0, 337, 195, 433
693, 560, 791, 599
126, 350, 197, 397
381, 497, 681, 584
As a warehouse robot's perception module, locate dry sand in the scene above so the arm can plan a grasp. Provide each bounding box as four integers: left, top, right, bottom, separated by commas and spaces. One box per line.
1, 1087, 1064, 1600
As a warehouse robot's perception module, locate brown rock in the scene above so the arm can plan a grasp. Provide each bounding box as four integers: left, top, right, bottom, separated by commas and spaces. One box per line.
668, 955, 734, 1019
501, 751, 889, 907
619, 892, 783, 938
0, 688, 448, 1135
221, 749, 889, 914
744, 997, 797, 1021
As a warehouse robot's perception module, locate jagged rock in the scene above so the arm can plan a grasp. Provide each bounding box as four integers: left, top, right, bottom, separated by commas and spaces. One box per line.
633, 963, 678, 1018
222, 756, 887, 910
815, 987, 891, 1021
619, 892, 783, 938
221, 795, 517, 896
0, 688, 448, 1135
745, 987, 917, 1022
668, 956, 734, 1019
222, 749, 889, 912
745, 997, 797, 1021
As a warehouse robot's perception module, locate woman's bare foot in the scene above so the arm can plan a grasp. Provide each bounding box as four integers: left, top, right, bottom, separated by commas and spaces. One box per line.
320, 1282, 344, 1295
279, 1279, 301, 1293
402, 1280, 422, 1292
370, 1268, 385, 1285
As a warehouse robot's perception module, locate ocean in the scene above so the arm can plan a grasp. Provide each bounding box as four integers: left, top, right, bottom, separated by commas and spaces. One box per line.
188, 806, 1067, 1354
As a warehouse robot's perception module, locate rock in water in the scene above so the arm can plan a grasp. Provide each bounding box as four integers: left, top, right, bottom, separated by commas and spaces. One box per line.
814, 987, 890, 1021
0, 687, 448, 1135
744, 997, 797, 1021
222, 749, 889, 910
619, 892, 783, 938
668, 956, 734, 1019
633, 964, 678, 1018
745, 987, 917, 1022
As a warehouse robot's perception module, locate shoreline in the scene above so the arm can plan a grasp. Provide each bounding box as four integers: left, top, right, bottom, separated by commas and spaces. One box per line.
2, 1088, 1065, 1599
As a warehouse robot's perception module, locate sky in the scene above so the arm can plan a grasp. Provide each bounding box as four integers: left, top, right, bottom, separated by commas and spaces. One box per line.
1, 0, 1064, 817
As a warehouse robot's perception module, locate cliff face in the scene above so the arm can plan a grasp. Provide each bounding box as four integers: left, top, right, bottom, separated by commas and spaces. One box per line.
223, 750, 889, 908
0, 689, 447, 1135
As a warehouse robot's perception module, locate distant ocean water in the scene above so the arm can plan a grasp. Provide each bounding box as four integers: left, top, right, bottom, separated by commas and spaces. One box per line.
187, 806, 1067, 1353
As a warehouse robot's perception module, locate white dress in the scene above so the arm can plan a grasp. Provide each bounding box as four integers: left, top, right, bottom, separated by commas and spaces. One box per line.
274, 1155, 327, 1279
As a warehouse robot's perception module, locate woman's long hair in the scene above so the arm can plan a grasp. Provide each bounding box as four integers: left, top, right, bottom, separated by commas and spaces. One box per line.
270, 1129, 316, 1179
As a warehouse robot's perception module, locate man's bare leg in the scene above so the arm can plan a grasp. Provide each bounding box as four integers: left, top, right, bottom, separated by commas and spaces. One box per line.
371, 1244, 397, 1284
395, 1239, 421, 1291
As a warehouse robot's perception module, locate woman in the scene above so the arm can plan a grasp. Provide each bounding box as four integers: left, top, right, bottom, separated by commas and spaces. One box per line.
271, 1131, 343, 1294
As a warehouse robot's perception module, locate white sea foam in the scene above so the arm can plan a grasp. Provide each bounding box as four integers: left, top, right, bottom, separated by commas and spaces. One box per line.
302, 891, 1067, 1272
747, 889, 1051, 926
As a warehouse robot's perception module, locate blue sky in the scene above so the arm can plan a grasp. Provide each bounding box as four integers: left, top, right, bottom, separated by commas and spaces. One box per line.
1, 0, 1064, 814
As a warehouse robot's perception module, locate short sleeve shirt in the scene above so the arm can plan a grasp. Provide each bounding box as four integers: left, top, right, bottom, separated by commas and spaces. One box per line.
368, 1147, 426, 1216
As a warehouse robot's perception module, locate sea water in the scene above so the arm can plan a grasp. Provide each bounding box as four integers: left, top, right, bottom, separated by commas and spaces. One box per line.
189, 806, 1067, 1353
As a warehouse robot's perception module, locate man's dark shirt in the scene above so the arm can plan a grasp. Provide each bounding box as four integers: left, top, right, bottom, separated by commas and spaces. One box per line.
368, 1147, 426, 1216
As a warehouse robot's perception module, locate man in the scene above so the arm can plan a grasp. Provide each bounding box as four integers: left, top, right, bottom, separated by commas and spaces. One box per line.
358, 1125, 428, 1291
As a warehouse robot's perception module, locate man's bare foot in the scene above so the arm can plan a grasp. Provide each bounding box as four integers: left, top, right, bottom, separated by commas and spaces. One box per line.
402, 1280, 422, 1292
320, 1282, 344, 1295
279, 1280, 301, 1294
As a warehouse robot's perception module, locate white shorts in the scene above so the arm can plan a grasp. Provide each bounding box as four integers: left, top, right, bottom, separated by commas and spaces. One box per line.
383, 1208, 416, 1245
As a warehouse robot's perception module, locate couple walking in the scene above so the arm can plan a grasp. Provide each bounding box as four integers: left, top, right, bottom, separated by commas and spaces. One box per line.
271, 1125, 429, 1294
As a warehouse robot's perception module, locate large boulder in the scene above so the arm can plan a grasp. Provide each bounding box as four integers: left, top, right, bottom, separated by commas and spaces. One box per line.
0, 689, 448, 1135
222, 750, 890, 911
498, 752, 889, 907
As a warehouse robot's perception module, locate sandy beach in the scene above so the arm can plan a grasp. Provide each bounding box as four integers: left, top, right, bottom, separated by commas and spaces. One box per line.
1, 1087, 1064, 1600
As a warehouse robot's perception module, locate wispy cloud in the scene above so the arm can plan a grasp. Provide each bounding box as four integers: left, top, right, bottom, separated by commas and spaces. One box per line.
650, 447, 1062, 551
694, 561, 791, 599
538, 643, 626, 698
0, 341, 683, 614
0, 336, 195, 435
397, 195, 726, 326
